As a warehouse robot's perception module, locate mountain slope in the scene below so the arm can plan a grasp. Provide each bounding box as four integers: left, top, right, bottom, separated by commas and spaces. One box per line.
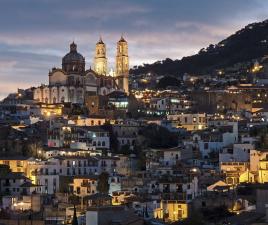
130, 20, 268, 76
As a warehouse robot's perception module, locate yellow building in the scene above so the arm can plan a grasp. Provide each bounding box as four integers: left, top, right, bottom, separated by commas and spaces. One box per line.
239, 170, 256, 183
220, 162, 249, 185
154, 200, 188, 222
94, 37, 107, 75
258, 159, 268, 183
0, 157, 31, 177
115, 36, 129, 95
112, 191, 136, 206
38, 103, 63, 117
73, 116, 107, 126
70, 175, 98, 197
249, 149, 268, 183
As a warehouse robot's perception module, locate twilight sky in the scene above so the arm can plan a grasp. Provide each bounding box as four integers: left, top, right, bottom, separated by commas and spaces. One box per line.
0, 0, 268, 99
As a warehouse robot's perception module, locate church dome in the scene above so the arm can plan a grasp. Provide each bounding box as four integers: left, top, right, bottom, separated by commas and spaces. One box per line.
62, 42, 85, 73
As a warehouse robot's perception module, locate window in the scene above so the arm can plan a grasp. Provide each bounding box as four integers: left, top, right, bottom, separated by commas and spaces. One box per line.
3, 161, 9, 166
17, 161, 22, 167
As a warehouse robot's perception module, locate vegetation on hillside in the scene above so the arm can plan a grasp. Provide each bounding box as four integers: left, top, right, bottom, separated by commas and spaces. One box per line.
131, 20, 268, 76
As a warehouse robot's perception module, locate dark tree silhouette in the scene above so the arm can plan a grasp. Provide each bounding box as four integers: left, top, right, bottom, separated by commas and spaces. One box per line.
97, 172, 110, 194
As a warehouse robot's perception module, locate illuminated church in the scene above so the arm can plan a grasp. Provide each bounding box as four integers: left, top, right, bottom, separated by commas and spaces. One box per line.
34, 36, 129, 104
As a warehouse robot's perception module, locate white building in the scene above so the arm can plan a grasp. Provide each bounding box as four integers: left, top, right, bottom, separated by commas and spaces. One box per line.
167, 113, 207, 131
0, 172, 43, 196
219, 143, 254, 163
36, 174, 59, 195
48, 125, 110, 150
162, 148, 181, 166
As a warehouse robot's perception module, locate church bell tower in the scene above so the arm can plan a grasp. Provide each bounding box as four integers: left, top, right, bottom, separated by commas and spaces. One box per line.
115, 36, 129, 94
94, 37, 107, 75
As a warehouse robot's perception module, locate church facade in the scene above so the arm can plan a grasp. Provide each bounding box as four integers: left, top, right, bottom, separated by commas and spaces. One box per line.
34, 37, 129, 104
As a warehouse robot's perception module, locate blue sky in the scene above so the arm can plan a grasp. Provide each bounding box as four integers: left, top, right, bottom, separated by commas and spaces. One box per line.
0, 0, 268, 99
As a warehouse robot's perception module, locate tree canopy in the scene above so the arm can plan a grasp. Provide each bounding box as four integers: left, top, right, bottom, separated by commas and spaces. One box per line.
97, 172, 110, 194
139, 124, 178, 148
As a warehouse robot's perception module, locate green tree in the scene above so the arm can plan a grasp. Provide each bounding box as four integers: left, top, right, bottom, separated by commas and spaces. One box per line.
157, 76, 181, 89
72, 204, 78, 225
102, 124, 119, 152
97, 172, 110, 194
119, 144, 132, 155
140, 124, 178, 148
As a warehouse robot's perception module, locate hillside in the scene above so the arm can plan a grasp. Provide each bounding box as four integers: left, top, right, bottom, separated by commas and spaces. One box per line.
130, 20, 268, 76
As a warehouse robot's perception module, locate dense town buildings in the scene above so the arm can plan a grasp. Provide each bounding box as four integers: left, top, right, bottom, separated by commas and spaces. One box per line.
3, 38, 268, 225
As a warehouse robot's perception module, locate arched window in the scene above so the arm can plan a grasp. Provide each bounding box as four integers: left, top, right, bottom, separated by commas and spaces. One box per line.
102, 141, 105, 146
